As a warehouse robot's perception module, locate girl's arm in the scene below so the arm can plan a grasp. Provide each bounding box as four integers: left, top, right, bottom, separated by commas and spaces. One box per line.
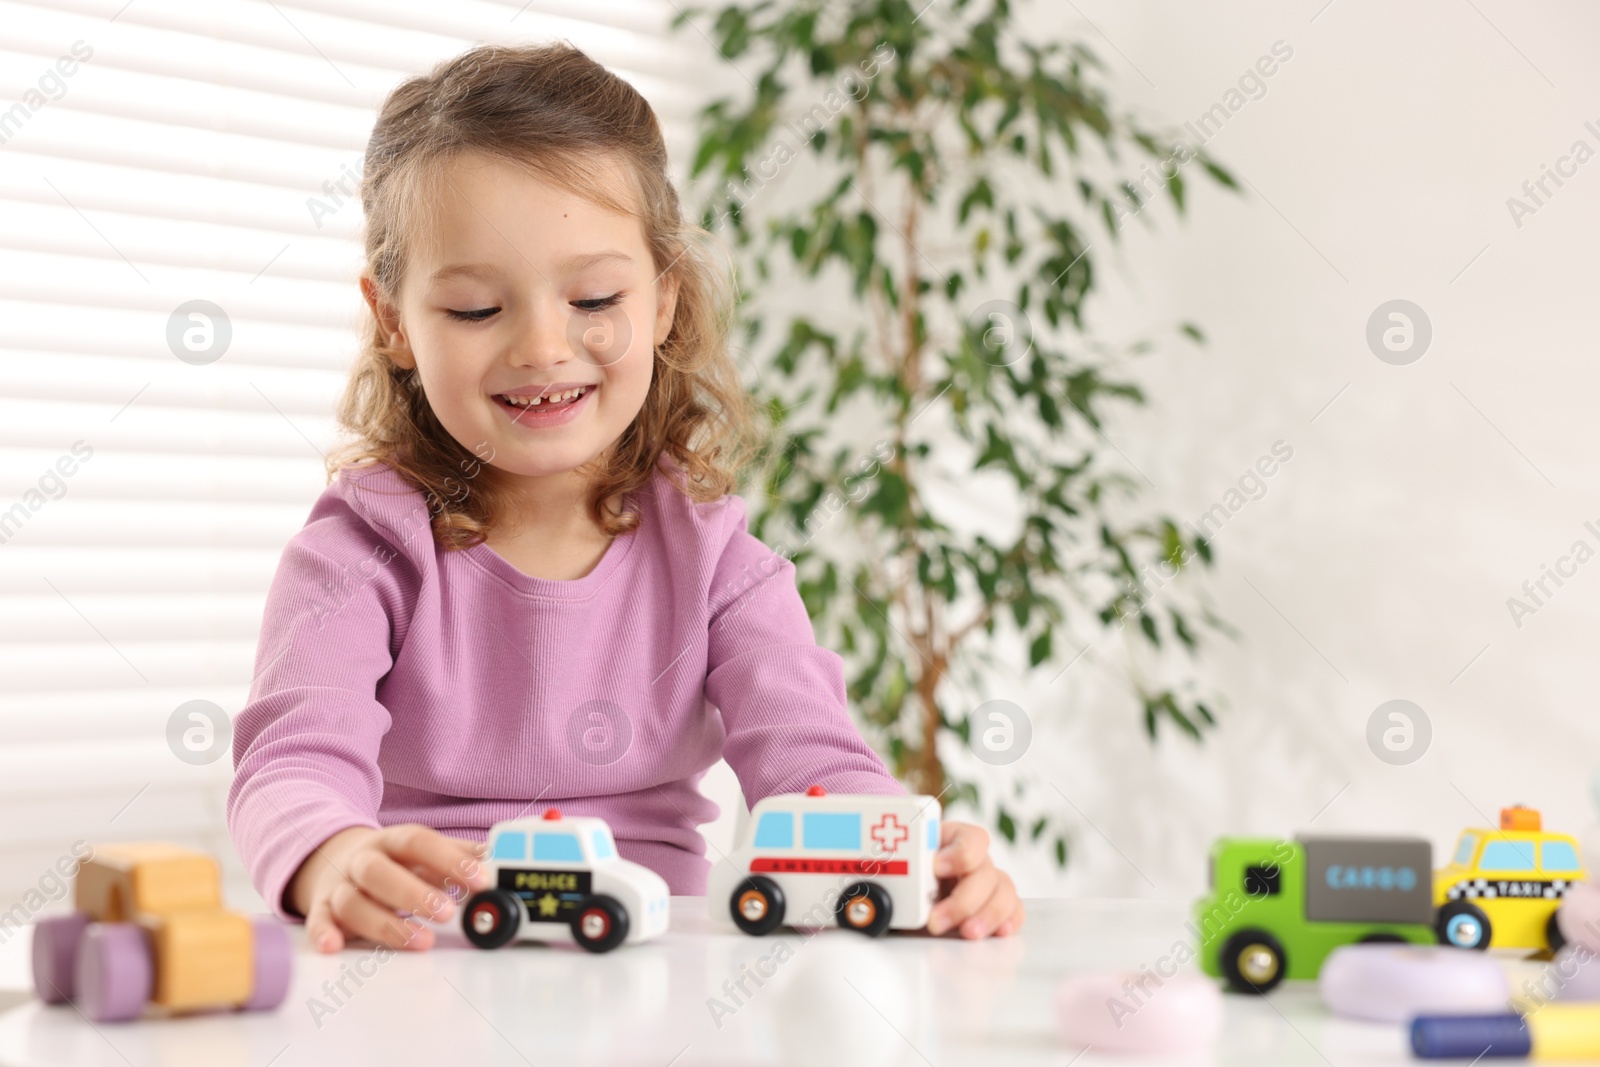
227, 532, 481, 949
702, 494, 902, 803
702, 494, 1024, 939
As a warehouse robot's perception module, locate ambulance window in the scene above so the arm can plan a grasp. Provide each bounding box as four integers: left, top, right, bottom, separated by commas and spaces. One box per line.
1542, 841, 1580, 872
754, 812, 793, 848
1452, 833, 1477, 866
534, 833, 583, 862
491, 831, 527, 861
803, 812, 860, 850
1480, 840, 1535, 870
591, 830, 616, 860
926, 817, 939, 851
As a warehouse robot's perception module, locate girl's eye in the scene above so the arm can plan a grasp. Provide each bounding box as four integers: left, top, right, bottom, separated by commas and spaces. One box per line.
446, 307, 499, 321
573, 293, 623, 312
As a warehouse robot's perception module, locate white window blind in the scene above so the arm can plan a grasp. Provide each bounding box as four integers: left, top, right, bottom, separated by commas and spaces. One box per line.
0, 0, 709, 911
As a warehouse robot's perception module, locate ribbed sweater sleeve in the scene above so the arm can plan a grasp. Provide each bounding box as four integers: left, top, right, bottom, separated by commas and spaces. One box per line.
702, 494, 904, 807
226, 494, 414, 922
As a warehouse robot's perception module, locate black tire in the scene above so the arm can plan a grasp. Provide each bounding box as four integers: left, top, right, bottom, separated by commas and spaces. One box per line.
1548, 909, 1567, 954
1436, 901, 1492, 950
1219, 929, 1287, 994
1359, 932, 1407, 944
835, 882, 893, 938
570, 895, 629, 954
462, 889, 522, 950
730, 876, 785, 936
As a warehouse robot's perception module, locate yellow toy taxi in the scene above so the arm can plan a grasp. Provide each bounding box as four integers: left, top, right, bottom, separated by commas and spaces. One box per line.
1433, 805, 1586, 952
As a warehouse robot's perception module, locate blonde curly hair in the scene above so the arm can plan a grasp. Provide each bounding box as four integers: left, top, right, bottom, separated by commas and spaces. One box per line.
327, 41, 760, 549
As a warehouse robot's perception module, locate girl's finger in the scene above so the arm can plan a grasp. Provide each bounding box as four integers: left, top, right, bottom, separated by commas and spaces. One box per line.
959, 876, 1020, 940
303, 895, 345, 953
328, 882, 436, 951
378, 826, 490, 894
927, 861, 998, 935
934, 821, 990, 879
347, 848, 458, 923
994, 898, 1027, 937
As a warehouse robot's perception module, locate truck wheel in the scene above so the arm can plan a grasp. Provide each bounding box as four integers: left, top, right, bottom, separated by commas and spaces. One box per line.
75, 924, 152, 1022
1219, 929, 1286, 994
730, 876, 785, 936
243, 917, 293, 1011
1436, 902, 1492, 950
32, 911, 90, 1004
571, 895, 629, 953
1547, 910, 1567, 954
462, 889, 522, 949
836, 882, 893, 937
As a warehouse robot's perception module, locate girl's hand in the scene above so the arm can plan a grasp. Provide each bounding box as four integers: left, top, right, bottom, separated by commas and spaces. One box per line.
287, 825, 490, 953
925, 821, 1025, 939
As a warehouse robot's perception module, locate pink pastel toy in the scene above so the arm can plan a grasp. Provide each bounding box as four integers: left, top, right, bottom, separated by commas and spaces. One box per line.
1318, 944, 1508, 1023
1549, 944, 1600, 1002
1055, 971, 1223, 1054
1557, 881, 1600, 954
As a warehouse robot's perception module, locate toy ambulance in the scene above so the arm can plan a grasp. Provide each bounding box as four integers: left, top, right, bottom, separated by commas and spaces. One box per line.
462, 809, 669, 954
1433, 805, 1586, 951
708, 786, 942, 937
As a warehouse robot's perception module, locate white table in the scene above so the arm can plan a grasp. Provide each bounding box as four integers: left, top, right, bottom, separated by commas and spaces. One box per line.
0, 898, 1577, 1067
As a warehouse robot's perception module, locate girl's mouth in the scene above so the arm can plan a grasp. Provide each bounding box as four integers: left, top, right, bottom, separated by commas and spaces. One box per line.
493, 384, 596, 427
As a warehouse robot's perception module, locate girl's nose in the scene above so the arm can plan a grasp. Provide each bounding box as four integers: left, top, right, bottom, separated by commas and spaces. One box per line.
509, 299, 574, 369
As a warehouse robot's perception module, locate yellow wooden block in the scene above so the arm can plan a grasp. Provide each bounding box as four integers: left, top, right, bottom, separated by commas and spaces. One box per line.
76, 844, 220, 921
143, 910, 253, 1011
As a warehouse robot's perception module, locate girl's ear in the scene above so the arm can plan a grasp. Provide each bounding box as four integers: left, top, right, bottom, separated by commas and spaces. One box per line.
653, 268, 680, 348
361, 275, 415, 370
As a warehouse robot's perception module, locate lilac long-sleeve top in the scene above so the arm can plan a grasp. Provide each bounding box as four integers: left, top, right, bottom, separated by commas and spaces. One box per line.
227, 458, 903, 921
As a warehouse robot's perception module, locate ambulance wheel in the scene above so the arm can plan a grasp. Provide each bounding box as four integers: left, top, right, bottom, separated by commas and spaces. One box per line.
730, 876, 785, 936
1219, 929, 1286, 994
836, 882, 893, 937
1547, 910, 1567, 954
571, 895, 629, 954
462, 889, 521, 950
1436, 902, 1491, 950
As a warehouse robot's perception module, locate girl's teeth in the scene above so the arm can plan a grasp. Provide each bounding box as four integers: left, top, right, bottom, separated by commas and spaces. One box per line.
501, 386, 588, 408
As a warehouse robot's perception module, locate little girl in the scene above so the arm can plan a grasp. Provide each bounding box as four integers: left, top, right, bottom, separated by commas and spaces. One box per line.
228, 42, 1022, 952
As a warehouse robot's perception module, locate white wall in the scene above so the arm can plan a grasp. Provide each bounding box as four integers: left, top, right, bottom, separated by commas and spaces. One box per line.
980, 0, 1600, 900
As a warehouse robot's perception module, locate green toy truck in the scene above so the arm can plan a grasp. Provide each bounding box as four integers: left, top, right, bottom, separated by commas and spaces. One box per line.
1194, 836, 1435, 993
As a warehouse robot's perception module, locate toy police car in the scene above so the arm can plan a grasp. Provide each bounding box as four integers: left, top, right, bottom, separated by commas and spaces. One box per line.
708, 786, 942, 937
462, 809, 669, 953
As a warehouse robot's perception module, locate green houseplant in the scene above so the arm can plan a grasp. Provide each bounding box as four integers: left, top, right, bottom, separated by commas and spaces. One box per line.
676, 0, 1239, 865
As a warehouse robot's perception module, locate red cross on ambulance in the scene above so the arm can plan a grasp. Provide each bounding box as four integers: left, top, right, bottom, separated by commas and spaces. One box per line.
871, 813, 910, 854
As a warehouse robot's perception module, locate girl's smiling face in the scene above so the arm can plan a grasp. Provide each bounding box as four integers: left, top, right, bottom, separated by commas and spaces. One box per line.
365, 151, 677, 487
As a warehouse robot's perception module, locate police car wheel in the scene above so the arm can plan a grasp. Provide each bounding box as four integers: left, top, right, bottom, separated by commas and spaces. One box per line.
835, 882, 893, 938
571, 895, 629, 954
1436, 902, 1491, 951
462, 889, 521, 950
730, 876, 785, 936
1219, 929, 1285, 994
1547, 909, 1567, 953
